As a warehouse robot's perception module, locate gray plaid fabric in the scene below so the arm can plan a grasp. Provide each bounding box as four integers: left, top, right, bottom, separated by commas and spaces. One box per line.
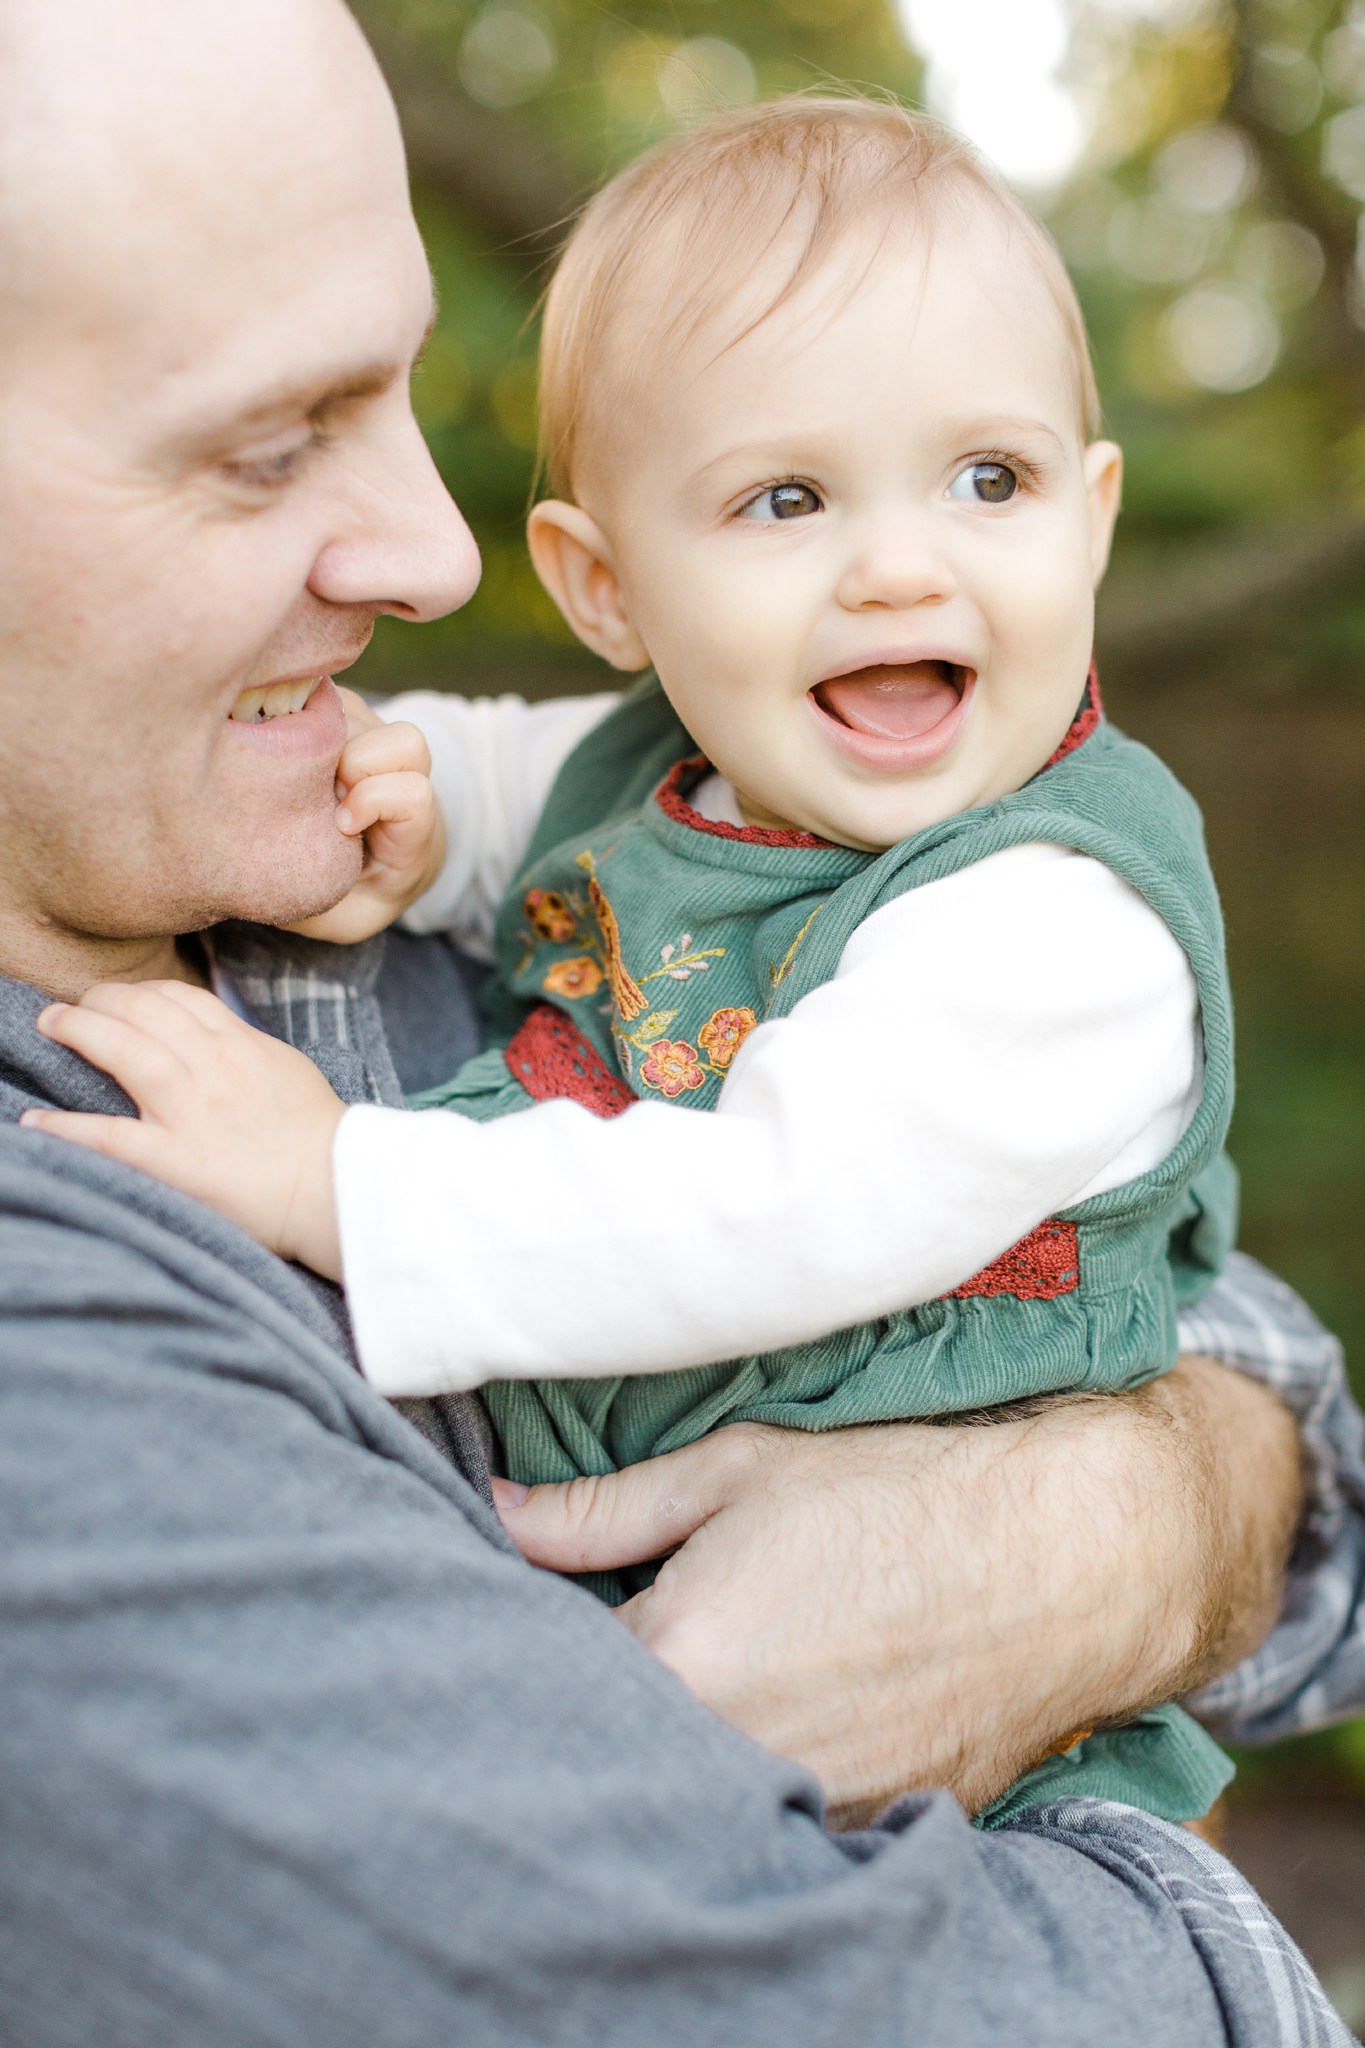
211, 926, 1365, 1751
1180, 1253, 1365, 1742
1017, 1799, 1355, 2046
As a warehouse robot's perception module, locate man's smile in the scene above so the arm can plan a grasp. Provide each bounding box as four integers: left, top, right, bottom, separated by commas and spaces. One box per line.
228, 674, 327, 723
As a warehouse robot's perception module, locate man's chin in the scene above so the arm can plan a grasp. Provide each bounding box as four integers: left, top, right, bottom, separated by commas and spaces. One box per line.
198, 830, 365, 932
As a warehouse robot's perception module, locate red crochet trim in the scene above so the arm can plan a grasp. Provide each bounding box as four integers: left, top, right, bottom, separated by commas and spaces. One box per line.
1043, 666, 1102, 770
949, 1219, 1080, 1301
505, 1005, 634, 1120
655, 757, 833, 849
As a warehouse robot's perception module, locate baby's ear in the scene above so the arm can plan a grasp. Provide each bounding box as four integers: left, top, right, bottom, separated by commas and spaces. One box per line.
1083, 441, 1124, 586
527, 502, 651, 671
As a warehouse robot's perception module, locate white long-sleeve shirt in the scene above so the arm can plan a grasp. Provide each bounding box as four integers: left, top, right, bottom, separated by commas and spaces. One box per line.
340, 689, 1202, 1399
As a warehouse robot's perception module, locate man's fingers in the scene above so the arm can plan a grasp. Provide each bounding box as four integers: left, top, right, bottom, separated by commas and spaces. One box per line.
35, 999, 191, 1110
491, 1427, 768, 1572
20, 1106, 163, 1171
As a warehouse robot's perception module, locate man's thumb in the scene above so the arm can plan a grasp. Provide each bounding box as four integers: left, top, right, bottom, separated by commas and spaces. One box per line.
491, 1442, 720, 1574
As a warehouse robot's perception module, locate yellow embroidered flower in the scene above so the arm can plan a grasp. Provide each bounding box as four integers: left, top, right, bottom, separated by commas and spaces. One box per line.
640, 1039, 705, 1099
542, 955, 603, 1000
698, 1005, 757, 1072
524, 888, 577, 943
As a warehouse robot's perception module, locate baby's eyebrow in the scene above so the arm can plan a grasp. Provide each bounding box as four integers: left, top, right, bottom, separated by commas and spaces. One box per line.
940, 414, 1066, 450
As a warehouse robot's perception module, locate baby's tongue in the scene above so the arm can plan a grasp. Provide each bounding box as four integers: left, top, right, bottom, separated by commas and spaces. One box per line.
815, 661, 960, 739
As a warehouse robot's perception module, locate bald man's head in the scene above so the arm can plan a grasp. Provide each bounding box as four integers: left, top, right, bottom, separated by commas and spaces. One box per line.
0, 0, 401, 352
0, 0, 479, 990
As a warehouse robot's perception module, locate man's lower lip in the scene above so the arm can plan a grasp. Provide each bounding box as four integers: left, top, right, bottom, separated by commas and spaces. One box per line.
223, 676, 346, 759
806, 671, 976, 770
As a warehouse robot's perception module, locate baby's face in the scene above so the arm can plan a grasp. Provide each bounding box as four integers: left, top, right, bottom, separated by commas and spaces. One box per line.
584, 209, 1121, 850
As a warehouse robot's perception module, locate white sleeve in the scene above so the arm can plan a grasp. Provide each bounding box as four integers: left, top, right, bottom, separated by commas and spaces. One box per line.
337, 841, 1203, 1397
378, 689, 619, 957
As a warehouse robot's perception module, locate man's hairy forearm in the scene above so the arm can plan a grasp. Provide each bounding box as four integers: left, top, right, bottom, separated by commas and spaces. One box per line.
1124, 1355, 1303, 1697
498, 1353, 1306, 1825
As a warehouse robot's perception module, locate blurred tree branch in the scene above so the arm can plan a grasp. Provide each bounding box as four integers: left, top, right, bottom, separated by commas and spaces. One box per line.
1098, 509, 1365, 680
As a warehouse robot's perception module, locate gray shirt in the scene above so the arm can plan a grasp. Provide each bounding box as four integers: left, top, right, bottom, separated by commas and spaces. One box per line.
0, 926, 1350, 2047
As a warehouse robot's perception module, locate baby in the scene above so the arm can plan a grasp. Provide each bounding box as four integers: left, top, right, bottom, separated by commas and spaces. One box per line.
29, 97, 1239, 1828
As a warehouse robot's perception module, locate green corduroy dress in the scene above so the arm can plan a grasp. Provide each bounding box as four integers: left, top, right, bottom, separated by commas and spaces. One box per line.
418, 675, 1239, 1828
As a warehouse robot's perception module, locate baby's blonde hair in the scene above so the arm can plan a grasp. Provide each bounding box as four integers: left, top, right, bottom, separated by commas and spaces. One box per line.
538, 93, 1101, 501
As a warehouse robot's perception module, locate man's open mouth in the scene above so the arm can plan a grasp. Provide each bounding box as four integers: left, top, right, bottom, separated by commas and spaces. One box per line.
228, 676, 326, 723
810, 659, 969, 741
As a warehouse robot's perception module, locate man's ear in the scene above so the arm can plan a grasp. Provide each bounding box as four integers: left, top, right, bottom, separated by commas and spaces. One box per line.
527, 501, 651, 671
1083, 441, 1124, 586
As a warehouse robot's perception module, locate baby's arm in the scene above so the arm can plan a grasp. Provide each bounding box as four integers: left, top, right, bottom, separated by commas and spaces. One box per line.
335, 839, 1200, 1394
25, 843, 1198, 1383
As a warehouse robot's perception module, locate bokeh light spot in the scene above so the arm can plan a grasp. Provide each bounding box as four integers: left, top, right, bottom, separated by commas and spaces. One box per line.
657, 39, 757, 126
1164, 282, 1280, 391
1155, 124, 1257, 214
1323, 104, 1365, 202
458, 6, 556, 110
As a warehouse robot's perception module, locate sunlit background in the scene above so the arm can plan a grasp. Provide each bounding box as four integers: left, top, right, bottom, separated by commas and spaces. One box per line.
346, 0, 1365, 2010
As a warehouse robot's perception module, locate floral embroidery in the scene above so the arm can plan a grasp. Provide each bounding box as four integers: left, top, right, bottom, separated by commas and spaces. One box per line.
576, 853, 648, 1022
640, 1039, 706, 1098
768, 903, 824, 994
523, 887, 577, 943
698, 1006, 757, 1073
542, 955, 603, 1000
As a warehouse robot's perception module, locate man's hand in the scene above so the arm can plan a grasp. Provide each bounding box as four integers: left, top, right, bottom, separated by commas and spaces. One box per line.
287, 688, 446, 945
493, 1358, 1302, 1827
21, 983, 346, 1277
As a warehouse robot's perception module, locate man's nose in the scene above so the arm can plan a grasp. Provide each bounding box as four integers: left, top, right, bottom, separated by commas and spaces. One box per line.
308, 409, 481, 623
835, 514, 957, 614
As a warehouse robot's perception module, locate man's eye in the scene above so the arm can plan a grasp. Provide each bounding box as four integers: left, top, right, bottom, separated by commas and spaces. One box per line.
219, 427, 318, 492
948, 461, 1019, 505
740, 481, 823, 522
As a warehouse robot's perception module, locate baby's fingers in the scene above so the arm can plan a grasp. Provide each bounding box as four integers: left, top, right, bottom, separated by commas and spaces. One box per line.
337, 768, 437, 845
19, 1106, 165, 1174
35, 999, 190, 1115
337, 717, 431, 797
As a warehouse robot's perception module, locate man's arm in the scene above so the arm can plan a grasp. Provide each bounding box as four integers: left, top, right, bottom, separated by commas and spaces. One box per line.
496, 1353, 1301, 1823
0, 1138, 1343, 2048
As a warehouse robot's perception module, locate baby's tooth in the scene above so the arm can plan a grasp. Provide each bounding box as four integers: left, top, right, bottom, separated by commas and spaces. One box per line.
229, 688, 266, 722
262, 683, 295, 719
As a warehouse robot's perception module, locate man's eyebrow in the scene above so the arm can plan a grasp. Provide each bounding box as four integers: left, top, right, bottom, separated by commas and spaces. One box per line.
177, 297, 441, 457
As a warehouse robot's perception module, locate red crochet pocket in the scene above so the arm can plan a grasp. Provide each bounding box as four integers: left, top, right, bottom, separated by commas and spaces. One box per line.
504, 1005, 634, 1120
948, 1220, 1080, 1301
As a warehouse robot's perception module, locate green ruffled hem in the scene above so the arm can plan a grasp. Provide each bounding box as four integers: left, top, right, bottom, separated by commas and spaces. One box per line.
407, 1043, 529, 1120
977, 1701, 1233, 1829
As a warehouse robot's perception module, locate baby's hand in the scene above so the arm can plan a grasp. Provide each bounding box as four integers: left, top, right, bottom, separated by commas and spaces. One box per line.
21, 981, 346, 1278
289, 687, 446, 944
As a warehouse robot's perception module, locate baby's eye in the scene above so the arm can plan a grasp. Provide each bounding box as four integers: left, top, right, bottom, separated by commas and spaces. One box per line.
948, 461, 1019, 505
739, 481, 823, 522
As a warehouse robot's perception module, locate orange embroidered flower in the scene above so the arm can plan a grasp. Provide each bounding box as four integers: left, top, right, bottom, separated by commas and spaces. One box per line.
640, 1039, 705, 1098
587, 873, 646, 1022
698, 1005, 757, 1072
524, 888, 576, 943
541, 955, 603, 1000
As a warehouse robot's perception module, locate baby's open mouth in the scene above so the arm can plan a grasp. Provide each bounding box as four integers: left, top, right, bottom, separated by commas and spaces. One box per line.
228, 676, 326, 723
810, 660, 968, 740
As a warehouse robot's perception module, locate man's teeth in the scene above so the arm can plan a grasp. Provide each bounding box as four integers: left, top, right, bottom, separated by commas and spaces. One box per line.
228, 677, 323, 723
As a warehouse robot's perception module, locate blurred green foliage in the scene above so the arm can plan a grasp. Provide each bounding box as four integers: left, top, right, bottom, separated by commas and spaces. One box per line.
344, 0, 1364, 1776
